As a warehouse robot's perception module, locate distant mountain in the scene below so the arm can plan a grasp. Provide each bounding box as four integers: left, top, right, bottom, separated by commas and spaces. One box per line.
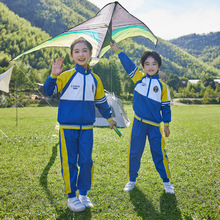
170, 32, 220, 69
0, 3, 49, 63
133, 36, 220, 77
0, 2, 76, 87
0, 0, 99, 37
0, 0, 220, 79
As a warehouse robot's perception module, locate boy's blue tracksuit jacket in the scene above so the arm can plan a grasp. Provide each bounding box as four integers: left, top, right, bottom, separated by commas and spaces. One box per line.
43, 64, 112, 195
117, 51, 172, 181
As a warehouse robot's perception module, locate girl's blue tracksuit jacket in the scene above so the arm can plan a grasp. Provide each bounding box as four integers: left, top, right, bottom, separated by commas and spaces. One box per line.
43, 64, 113, 197
117, 51, 172, 182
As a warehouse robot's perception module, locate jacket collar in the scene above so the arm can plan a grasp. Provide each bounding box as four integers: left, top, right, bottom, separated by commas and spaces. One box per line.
75, 63, 91, 74
146, 73, 159, 79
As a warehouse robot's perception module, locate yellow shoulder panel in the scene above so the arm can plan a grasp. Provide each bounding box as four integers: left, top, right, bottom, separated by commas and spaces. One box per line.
160, 79, 170, 102
132, 69, 145, 84
93, 73, 105, 99
56, 69, 76, 92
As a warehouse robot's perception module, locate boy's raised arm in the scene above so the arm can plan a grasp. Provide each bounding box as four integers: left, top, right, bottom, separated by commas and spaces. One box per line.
110, 41, 143, 84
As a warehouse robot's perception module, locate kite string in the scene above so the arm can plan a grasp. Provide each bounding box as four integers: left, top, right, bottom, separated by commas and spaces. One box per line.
111, 66, 112, 93
0, 129, 8, 137
15, 63, 52, 107
6, 63, 57, 137
11, 92, 59, 135
10, 93, 25, 107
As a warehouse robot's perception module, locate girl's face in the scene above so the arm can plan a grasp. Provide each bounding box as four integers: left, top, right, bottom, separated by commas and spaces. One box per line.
143, 56, 160, 76
71, 42, 92, 68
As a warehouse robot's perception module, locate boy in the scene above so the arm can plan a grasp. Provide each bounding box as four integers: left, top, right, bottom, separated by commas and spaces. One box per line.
110, 41, 174, 194
43, 38, 117, 212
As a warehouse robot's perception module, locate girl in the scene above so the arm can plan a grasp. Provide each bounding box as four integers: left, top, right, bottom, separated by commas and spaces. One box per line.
44, 37, 117, 212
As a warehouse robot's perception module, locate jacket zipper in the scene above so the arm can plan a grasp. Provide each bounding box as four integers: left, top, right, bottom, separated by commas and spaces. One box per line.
146, 77, 152, 97
81, 70, 87, 129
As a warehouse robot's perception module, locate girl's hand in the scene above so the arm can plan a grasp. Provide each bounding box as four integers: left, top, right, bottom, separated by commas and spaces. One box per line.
110, 41, 120, 52
164, 126, 170, 137
51, 58, 64, 76
109, 119, 117, 129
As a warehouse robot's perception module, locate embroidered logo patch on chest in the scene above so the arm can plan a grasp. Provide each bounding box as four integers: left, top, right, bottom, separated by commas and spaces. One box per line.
153, 86, 159, 93
71, 85, 80, 90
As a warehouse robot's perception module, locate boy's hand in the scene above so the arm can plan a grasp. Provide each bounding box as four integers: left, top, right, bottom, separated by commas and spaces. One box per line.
110, 41, 120, 53
52, 58, 64, 76
109, 119, 117, 129
164, 126, 170, 137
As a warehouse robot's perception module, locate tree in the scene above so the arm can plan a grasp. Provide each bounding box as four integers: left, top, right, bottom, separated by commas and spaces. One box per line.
194, 81, 204, 93
169, 87, 175, 99
159, 71, 169, 82
0, 57, 10, 68
202, 75, 216, 89
180, 76, 188, 88
92, 58, 122, 96
205, 85, 215, 97
202, 91, 209, 104
167, 74, 181, 91
109, 58, 121, 95
124, 78, 134, 99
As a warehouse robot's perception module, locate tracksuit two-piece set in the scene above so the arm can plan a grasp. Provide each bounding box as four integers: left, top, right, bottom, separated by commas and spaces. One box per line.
43, 64, 113, 198
43, 49, 171, 197
117, 51, 172, 183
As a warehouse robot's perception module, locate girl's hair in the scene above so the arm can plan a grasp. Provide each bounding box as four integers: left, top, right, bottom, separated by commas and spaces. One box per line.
141, 51, 162, 67
70, 37, 93, 55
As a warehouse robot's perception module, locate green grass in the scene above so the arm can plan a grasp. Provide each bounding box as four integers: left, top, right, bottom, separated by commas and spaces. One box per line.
0, 104, 219, 219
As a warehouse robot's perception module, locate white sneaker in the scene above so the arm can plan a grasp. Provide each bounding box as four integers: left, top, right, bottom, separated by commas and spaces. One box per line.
124, 181, 136, 191
79, 195, 94, 208
163, 182, 175, 194
67, 197, 86, 212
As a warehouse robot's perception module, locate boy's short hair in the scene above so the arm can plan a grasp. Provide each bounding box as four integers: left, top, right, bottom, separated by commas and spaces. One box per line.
141, 51, 162, 67
70, 37, 93, 55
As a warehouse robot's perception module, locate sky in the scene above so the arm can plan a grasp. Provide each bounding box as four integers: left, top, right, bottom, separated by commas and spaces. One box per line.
88, 0, 220, 40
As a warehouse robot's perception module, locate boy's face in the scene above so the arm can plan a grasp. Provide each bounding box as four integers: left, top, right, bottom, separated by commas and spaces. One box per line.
143, 56, 159, 76
71, 42, 92, 68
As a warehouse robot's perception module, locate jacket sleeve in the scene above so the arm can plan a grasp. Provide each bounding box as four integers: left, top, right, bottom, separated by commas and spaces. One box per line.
118, 51, 144, 84
43, 70, 73, 96
161, 81, 171, 125
43, 74, 58, 96
94, 74, 112, 121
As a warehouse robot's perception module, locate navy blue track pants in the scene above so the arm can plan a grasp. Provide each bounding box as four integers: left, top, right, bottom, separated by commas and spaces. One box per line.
128, 117, 171, 182
59, 128, 94, 197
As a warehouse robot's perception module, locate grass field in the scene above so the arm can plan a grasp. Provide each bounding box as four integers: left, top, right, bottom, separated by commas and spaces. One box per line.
0, 104, 219, 219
